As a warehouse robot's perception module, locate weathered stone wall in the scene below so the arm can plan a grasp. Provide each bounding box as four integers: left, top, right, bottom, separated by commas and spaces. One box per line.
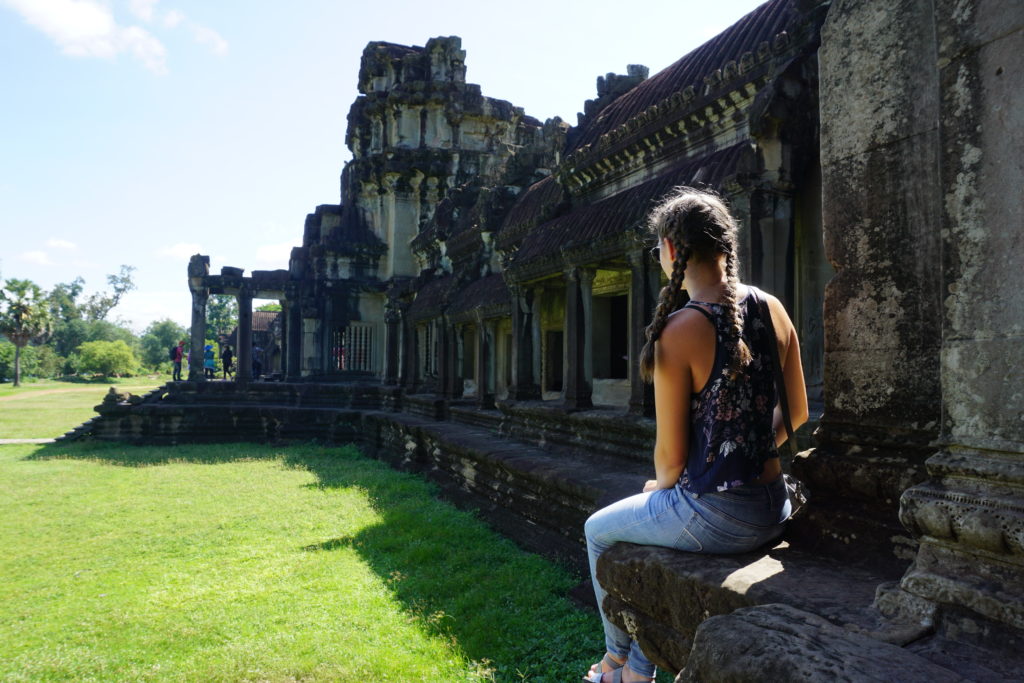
896, 0, 1024, 635
793, 0, 943, 570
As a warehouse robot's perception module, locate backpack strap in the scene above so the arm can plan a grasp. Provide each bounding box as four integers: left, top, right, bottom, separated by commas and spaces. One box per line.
750, 286, 795, 457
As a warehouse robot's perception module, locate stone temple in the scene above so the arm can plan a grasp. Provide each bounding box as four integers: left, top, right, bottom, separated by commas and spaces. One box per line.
79, 0, 1024, 678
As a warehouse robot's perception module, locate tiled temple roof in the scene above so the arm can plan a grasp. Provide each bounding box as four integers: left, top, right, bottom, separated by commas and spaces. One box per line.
496, 176, 566, 250
252, 310, 281, 333
447, 272, 510, 317
406, 275, 455, 321
567, 0, 797, 156
508, 142, 751, 270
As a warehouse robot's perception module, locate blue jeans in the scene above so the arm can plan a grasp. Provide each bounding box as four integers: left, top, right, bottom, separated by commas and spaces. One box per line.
584, 477, 791, 678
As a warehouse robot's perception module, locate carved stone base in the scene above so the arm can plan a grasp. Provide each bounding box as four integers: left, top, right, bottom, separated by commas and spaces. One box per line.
896, 448, 1024, 634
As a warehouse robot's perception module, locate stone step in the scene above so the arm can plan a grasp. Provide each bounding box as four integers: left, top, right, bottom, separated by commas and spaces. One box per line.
597, 541, 906, 674
360, 410, 651, 573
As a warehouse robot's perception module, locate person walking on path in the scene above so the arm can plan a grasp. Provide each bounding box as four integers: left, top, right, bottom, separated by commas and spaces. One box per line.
581, 188, 809, 682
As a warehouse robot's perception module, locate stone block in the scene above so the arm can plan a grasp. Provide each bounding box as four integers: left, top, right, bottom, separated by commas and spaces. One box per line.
677, 603, 963, 682
934, 0, 1024, 62
819, 0, 939, 162
597, 542, 886, 672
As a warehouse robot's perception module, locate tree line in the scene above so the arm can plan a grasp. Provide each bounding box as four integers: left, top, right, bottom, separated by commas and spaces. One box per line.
0, 267, 247, 386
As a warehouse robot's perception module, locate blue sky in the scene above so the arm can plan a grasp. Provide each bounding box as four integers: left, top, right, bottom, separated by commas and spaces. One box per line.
0, 0, 766, 332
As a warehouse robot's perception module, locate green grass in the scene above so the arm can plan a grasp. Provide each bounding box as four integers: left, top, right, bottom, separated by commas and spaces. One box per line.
0, 441, 603, 681
0, 379, 162, 439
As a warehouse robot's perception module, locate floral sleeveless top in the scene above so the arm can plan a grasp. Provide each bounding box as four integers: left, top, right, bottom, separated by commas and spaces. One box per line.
677, 287, 779, 494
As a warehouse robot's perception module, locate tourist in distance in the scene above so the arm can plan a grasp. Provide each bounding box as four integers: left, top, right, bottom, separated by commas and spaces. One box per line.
582, 187, 809, 683
221, 345, 234, 380
203, 344, 216, 379
172, 340, 185, 381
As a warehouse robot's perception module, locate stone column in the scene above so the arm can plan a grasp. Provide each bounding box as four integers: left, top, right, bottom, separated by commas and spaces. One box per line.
508, 284, 540, 400
383, 307, 400, 385
531, 287, 543, 392
187, 255, 210, 383
442, 319, 462, 399
285, 301, 302, 380
236, 287, 253, 383
628, 247, 659, 416
895, 3, 1024, 634
475, 313, 494, 408
563, 266, 593, 410
400, 312, 418, 392
790, 0, 945, 572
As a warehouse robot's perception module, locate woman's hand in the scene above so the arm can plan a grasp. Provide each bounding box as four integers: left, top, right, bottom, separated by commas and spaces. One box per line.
643, 480, 659, 493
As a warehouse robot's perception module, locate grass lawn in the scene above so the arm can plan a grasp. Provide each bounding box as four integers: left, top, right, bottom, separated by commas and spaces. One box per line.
0, 441, 605, 681
0, 378, 164, 439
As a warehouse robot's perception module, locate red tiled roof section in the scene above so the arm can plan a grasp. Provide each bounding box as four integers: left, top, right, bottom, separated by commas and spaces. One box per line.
568, 0, 794, 154
252, 310, 281, 333
497, 176, 565, 248
447, 272, 510, 315
407, 275, 455, 320
510, 143, 750, 266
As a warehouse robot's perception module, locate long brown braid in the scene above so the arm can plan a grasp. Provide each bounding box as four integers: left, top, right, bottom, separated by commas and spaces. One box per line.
639, 187, 751, 383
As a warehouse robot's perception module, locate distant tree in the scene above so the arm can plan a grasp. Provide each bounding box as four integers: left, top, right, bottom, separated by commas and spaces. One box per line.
0, 341, 37, 382
206, 295, 238, 339
47, 277, 85, 323
140, 319, 187, 369
256, 302, 282, 312
77, 340, 137, 377
0, 279, 53, 386
84, 265, 136, 321
51, 318, 88, 357
85, 319, 137, 346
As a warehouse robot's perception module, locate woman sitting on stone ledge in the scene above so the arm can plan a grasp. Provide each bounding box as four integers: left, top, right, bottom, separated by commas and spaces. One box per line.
582, 187, 809, 683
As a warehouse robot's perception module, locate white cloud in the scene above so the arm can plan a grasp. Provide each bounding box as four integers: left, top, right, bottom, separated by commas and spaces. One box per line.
19, 250, 54, 265
46, 238, 77, 249
1, 0, 168, 73
254, 242, 294, 268
161, 9, 182, 28
190, 23, 227, 56
127, 0, 157, 22
159, 242, 203, 260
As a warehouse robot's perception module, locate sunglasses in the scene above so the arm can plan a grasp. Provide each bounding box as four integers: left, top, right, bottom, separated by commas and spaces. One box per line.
649, 245, 661, 262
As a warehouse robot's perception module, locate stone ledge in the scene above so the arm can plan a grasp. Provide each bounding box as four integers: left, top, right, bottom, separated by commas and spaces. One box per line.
677, 603, 964, 682
597, 542, 891, 672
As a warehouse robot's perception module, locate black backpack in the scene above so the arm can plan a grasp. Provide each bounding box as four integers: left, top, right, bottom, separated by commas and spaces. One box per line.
168, 346, 178, 361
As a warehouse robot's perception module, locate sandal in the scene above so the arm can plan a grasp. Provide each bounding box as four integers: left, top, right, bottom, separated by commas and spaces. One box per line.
582, 654, 624, 682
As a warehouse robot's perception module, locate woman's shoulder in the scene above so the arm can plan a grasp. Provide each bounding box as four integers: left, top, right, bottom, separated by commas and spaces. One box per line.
661, 306, 716, 347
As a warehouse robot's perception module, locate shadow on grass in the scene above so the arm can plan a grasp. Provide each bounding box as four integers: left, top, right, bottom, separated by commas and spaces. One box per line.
26, 439, 599, 682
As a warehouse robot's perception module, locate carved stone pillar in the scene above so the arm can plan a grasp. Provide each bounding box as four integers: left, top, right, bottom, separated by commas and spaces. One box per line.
236, 287, 253, 383
508, 284, 540, 400
475, 313, 494, 409
443, 319, 462, 399
400, 311, 419, 392
894, 4, 1024, 634
285, 301, 302, 380
628, 248, 659, 416
187, 255, 209, 383
789, 0, 946, 573
563, 266, 593, 410
383, 306, 400, 385
531, 287, 543, 392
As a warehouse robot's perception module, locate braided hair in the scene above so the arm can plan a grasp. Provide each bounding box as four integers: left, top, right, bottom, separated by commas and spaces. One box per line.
639, 187, 751, 383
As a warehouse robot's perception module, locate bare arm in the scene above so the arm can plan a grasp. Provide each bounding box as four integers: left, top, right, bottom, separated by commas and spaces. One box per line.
768, 297, 809, 446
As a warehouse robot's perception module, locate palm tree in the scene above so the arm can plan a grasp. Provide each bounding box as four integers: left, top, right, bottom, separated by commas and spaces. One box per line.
0, 279, 53, 386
